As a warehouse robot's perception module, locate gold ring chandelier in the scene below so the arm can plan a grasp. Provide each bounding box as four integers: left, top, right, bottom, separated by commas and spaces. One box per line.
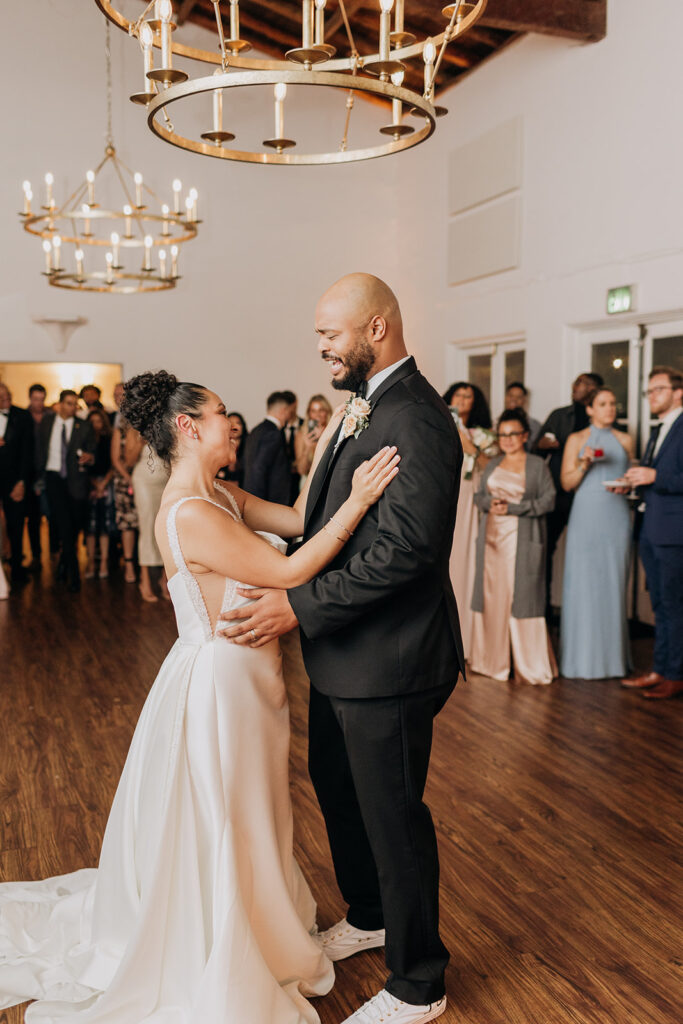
20, 23, 199, 293
94, 0, 487, 166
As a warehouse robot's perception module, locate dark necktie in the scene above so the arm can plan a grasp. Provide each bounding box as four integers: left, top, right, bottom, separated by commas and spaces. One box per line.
356, 380, 368, 399
642, 422, 663, 467
60, 422, 68, 479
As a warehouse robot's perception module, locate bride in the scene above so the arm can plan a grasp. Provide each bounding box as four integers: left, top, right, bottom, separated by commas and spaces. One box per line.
0, 370, 400, 1024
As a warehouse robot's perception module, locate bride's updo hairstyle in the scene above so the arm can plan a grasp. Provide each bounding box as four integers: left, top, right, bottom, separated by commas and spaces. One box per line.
121, 370, 207, 464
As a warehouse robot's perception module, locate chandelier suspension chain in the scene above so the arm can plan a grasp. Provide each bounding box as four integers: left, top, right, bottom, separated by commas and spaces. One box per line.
431, 0, 462, 99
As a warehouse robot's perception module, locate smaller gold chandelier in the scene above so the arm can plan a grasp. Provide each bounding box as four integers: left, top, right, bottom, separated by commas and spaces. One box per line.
19, 22, 199, 293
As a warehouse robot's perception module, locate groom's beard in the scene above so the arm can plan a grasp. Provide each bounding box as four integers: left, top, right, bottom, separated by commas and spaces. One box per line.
329, 335, 376, 393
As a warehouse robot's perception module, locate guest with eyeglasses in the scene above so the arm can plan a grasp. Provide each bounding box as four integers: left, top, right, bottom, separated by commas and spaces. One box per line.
469, 410, 557, 685
560, 387, 634, 679
621, 366, 683, 699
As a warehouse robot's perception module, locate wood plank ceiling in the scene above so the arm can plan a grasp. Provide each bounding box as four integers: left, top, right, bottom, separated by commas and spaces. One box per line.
170, 1, 607, 98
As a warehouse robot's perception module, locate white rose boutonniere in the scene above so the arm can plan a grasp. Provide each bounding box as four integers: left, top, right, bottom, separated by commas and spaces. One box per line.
342, 395, 372, 439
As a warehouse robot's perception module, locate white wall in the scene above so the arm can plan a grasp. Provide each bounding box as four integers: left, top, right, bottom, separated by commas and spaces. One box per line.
1, 0, 681, 427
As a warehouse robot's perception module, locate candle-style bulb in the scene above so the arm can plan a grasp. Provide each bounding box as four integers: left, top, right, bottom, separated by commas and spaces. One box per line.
52, 235, 61, 270
44, 172, 54, 186
173, 178, 182, 193
144, 234, 153, 247
391, 70, 404, 86
423, 39, 436, 64
140, 21, 153, 49
159, 0, 172, 22
110, 231, 119, 245
86, 170, 95, 184
134, 172, 143, 185
189, 187, 198, 201
380, 0, 394, 11
75, 249, 84, 260
275, 82, 287, 102
23, 180, 31, 194
42, 240, 52, 253
315, 0, 326, 8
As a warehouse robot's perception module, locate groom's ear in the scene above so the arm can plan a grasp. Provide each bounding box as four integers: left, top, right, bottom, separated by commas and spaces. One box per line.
369, 314, 387, 342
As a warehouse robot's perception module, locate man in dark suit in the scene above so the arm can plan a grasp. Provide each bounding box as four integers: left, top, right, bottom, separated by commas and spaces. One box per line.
281, 389, 303, 504
0, 383, 33, 586
622, 366, 683, 700
243, 391, 292, 505
37, 389, 95, 591
220, 274, 465, 1024
535, 371, 603, 614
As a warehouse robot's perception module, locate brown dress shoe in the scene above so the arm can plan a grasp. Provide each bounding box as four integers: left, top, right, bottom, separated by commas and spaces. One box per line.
620, 671, 664, 689
642, 679, 683, 700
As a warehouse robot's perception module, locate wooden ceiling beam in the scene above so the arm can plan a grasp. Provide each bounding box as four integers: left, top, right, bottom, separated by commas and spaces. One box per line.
481, 0, 607, 42
176, 0, 199, 27
326, 0, 365, 39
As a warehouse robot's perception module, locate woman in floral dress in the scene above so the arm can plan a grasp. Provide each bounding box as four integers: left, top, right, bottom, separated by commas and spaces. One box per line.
111, 414, 139, 583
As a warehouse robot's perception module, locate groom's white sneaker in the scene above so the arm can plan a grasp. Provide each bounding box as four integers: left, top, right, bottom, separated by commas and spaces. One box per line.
340, 989, 447, 1023
317, 918, 385, 961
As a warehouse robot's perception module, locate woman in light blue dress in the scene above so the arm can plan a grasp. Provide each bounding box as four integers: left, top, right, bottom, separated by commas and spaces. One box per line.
560, 387, 634, 678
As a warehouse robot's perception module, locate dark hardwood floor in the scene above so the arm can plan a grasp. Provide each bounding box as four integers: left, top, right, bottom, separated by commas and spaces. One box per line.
1, 549, 681, 1024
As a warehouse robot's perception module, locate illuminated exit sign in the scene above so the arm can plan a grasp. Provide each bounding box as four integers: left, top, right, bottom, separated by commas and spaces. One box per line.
607, 285, 636, 315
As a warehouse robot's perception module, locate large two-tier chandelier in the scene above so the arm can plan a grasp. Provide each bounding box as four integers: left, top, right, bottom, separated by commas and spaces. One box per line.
20, 23, 200, 293
95, 1, 487, 166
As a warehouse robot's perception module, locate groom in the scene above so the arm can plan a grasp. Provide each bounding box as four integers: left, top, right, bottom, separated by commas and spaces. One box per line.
221, 274, 464, 1024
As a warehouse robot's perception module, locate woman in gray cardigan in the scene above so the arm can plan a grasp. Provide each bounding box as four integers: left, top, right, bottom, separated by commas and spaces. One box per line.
470, 410, 558, 685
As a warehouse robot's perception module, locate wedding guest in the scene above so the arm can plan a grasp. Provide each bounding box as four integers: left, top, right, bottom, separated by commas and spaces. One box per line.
560, 387, 634, 679
443, 381, 497, 658
126, 426, 170, 602
470, 410, 557, 685
217, 412, 248, 487
111, 381, 125, 429
243, 391, 292, 504
25, 383, 48, 570
535, 371, 603, 614
78, 384, 107, 421
85, 409, 115, 579
111, 412, 139, 584
622, 366, 683, 699
295, 394, 333, 480
0, 383, 32, 587
281, 389, 303, 503
37, 389, 96, 592
502, 381, 542, 451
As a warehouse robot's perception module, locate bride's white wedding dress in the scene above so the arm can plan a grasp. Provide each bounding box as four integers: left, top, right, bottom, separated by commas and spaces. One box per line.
0, 483, 334, 1023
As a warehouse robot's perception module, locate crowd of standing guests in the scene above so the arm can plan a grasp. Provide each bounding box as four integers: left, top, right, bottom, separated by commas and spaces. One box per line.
444, 366, 683, 699
2, 368, 681, 699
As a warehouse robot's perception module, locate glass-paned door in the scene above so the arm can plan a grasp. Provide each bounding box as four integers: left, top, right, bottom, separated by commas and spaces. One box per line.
504, 349, 525, 390
591, 340, 630, 425
467, 353, 492, 407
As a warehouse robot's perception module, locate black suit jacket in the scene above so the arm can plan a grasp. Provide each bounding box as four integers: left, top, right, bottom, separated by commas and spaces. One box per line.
37, 412, 96, 501
243, 418, 291, 505
642, 413, 683, 547
0, 406, 32, 496
288, 357, 465, 698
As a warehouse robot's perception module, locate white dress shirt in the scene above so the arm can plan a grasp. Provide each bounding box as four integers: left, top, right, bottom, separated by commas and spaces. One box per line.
0, 408, 8, 440
653, 405, 682, 459
334, 356, 412, 449
46, 415, 74, 473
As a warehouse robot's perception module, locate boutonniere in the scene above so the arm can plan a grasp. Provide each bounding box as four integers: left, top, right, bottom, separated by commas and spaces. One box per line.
341, 394, 372, 440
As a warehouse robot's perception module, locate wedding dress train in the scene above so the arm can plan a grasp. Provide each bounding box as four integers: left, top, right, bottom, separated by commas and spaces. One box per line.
0, 483, 334, 1023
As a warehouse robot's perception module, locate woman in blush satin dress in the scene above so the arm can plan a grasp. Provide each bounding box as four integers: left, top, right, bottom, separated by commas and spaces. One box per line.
560, 387, 634, 679
470, 410, 557, 685
0, 370, 400, 1024
443, 382, 497, 659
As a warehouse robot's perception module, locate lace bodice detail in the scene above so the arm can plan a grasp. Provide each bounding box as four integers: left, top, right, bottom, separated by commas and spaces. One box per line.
165, 480, 286, 643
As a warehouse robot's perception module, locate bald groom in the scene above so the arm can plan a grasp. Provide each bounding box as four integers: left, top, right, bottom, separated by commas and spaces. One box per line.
220, 274, 465, 1024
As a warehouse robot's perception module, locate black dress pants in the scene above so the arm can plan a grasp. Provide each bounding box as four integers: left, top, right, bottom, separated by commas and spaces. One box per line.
45, 473, 85, 584
26, 487, 43, 560
0, 491, 26, 579
308, 680, 453, 1005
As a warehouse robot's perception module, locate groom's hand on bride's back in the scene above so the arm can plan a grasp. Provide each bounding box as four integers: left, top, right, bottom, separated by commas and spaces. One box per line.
216, 588, 298, 647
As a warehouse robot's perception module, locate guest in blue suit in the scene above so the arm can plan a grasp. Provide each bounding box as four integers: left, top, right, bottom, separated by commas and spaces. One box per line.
622, 366, 683, 699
